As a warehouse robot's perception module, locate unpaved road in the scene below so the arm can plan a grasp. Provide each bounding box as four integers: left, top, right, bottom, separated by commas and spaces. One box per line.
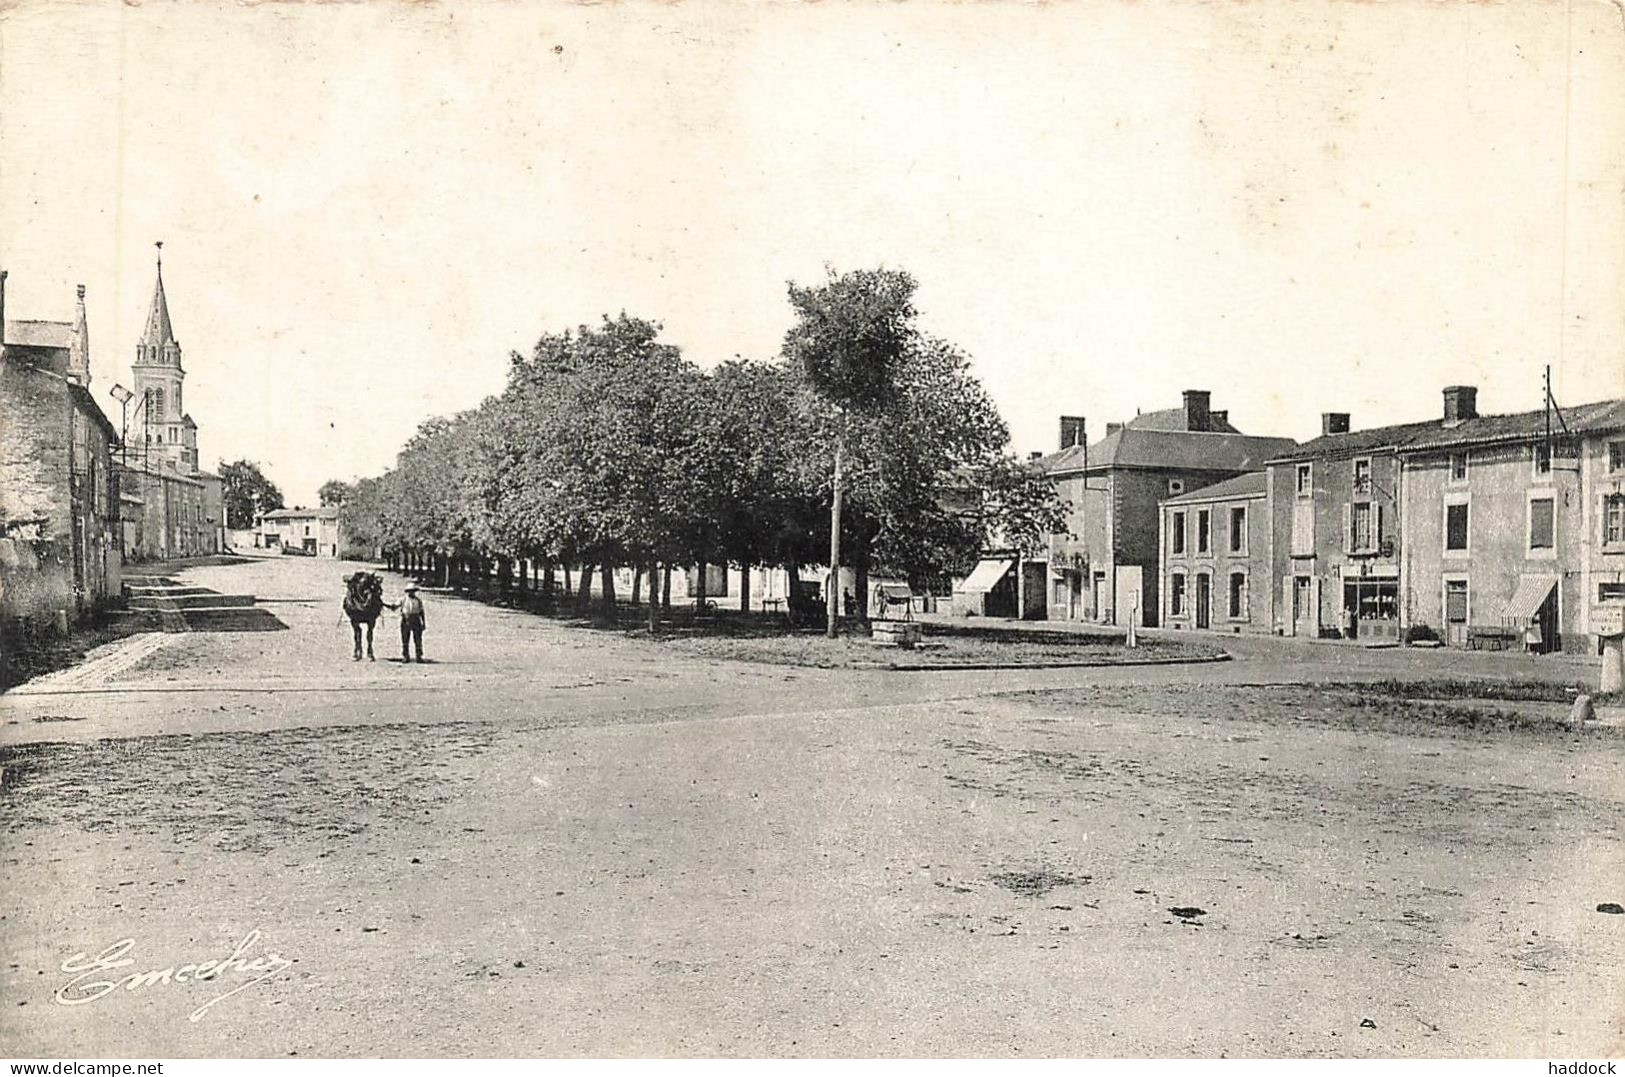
1, 557, 1621, 1057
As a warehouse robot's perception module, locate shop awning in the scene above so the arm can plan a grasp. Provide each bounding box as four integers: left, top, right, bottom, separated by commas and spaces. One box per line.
1501, 574, 1558, 624
958, 558, 1014, 594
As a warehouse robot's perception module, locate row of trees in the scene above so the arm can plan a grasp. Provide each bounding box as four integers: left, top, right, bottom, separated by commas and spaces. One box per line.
337, 269, 1064, 632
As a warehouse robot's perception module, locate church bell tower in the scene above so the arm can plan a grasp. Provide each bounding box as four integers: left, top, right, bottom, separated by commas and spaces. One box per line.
129, 242, 199, 473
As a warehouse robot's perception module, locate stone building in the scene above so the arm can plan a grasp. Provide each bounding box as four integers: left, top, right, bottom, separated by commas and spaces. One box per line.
1264, 385, 1625, 652
1397, 390, 1625, 654
1263, 407, 1436, 642
1037, 391, 1296, 627
0, 274, 123, 629
1158, 471, 1273, 634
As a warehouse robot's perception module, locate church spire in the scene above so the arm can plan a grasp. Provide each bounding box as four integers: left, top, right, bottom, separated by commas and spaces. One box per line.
138, 241, 179, 364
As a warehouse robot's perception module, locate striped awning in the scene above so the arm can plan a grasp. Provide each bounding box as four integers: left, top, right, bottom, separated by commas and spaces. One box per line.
958, 558, 1014, 594
1501, 574, 1558, 624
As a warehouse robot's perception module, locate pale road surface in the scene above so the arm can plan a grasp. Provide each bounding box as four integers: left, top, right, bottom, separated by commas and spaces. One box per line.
1, 556, 1621, 1057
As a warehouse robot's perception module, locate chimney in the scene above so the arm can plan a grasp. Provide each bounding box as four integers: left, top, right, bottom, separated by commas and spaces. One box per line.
1321, 412, 1351, 436
1442, 385, 1478, 426
1182, 390, 1212, 432
1058, 415, 1086, 450
1209, 409, 1228, 430
1, 270, 7, 344
68, 284, 90, 385
1106, 422, 1124, 437
1028, 450, 1044, 461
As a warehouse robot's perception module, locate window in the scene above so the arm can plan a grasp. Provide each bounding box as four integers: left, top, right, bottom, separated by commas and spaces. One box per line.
1450, 453, 1468, 482
1446, 502, 1469, 553
1353, 458, 1372, 496
1599, 582, 1625, 602
1167, 479, 1184, 496
1170, 511, 1186, 555
1196, 510, 1211, 554
1170, 573, 1186, 616
1296, 463, 1312, 497
1229, 506, 1247, 553
1228, 572, 1247, 619
1352, 502, 1374, 551
1606, 494, 1625, 546
1610, 441, 1625, 474
1529, 496, 1555, 551
148, 387, 165, 420
1445, 579, 1469, 624
1534, 442, 1552, 476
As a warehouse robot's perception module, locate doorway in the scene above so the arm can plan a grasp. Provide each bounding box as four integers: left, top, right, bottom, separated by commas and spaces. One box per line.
1293, 576, 1316, 637
1195, 573, 1211, 629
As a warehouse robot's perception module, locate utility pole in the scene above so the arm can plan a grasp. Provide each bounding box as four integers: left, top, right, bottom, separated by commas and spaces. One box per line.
827, 435, 843, 639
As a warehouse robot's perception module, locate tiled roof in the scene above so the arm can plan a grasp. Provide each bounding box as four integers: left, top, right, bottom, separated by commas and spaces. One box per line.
261, 506, 340, 521
1272, 397, 1625, 462
3, 320, 73, 349
1123, 406, 1241, 434
1270, 418, 1443, 462
67, 383, 120, 442
1400, 398, 1625, 453
1162, 470, 1268, 505
1039, 428, 1297, 476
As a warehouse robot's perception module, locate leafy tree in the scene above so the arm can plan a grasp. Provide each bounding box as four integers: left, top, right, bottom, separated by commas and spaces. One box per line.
318, 479, 354, 507
783, 267, 918, 636
218, 459, 284, 530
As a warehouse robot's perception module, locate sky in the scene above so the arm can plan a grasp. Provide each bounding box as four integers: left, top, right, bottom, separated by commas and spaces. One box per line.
2, 0, 1622, 505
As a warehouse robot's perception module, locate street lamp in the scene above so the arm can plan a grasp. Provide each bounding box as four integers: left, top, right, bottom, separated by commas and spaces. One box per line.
109, 383, 133, 469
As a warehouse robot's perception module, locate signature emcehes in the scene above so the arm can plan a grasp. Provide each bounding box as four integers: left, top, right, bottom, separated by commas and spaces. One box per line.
56, 929, 293, 1022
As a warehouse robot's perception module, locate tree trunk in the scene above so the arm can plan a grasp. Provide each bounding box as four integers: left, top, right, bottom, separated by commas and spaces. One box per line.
648, 562, 659, 632
695, 560, 707, 610
543, 562, 556, 604
631, 565, 643, 606
739, 562, 751, 614
575, 562, 593, 612
854, 558, 869, 628
827, 436, 844, 638
599, 561, 616, 623
563, 563, 572, 597
661, 565, 672, 608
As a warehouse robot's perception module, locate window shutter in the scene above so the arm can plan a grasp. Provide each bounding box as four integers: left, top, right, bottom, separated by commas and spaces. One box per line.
1342, 505, 1353, 554
1375, 504, 1384, 549
1282, 576, 1295, 636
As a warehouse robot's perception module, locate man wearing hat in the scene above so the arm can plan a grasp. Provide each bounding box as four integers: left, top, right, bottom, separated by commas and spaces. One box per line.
388, 584, 428, 663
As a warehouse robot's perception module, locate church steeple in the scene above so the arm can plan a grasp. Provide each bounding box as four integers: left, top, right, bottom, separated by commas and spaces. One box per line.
137, 242, 180, 366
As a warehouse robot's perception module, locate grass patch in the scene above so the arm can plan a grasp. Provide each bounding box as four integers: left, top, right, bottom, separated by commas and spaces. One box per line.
667, 622, 1227, 669
1017, 683, 1625, 740
0, 612, 158, 692
1321, 678, 1621, 707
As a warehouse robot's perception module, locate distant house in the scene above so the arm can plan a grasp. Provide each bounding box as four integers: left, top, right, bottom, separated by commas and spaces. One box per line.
1036, 391, 1296, 627
257, 506, 343, 557
1159, 471, 1272, 634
